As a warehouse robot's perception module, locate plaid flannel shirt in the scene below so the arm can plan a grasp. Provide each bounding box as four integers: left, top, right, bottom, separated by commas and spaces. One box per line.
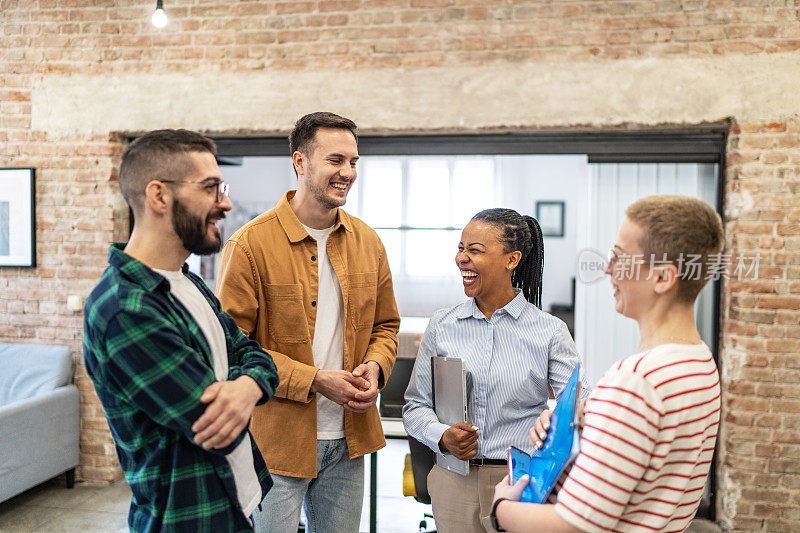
84, 243, 278, 532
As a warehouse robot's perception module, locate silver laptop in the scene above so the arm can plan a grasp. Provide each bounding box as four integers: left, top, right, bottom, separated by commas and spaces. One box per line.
432, 356, 469, 476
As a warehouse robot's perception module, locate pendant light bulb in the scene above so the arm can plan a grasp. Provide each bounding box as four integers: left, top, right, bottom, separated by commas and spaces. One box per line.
151, 0, 168, 28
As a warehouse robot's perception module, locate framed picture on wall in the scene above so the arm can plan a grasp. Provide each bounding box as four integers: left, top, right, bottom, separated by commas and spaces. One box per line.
536, 200, 565, 238
0, 168, 36, 267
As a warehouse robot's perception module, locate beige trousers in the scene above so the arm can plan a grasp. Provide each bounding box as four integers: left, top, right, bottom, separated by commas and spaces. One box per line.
427, 464, 507, 533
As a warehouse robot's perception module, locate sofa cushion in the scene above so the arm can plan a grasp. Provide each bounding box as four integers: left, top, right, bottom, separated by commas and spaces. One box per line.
0, 343, 72, 406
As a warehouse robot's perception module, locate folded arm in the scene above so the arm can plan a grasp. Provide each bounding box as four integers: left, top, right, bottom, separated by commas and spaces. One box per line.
101, 307, 247, 455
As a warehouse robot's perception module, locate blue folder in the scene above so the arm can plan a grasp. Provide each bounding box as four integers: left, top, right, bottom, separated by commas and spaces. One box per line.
508, 364, 581, 503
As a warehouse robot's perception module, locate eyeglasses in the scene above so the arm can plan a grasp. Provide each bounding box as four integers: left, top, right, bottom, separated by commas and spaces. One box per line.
607, 247, 619, 266
159, 179, 230, 203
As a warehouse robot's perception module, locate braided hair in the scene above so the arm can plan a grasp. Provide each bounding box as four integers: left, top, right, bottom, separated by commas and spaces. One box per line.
471, 208, 545, 308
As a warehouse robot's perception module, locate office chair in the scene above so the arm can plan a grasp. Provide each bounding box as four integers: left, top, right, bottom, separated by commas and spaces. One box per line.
406, 435, 437, 533
379, 356, 416, 419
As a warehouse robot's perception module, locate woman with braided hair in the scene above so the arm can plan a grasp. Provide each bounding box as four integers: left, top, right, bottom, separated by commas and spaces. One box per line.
403, 208, 590, 533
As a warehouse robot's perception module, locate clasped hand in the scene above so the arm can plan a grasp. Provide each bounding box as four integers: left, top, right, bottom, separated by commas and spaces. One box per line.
311, 361, 381, 413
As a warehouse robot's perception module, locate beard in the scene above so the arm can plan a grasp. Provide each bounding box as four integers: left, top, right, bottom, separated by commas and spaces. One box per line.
171, 197, 225, 255
309, 180, 344, 210
306, 163, 348, 210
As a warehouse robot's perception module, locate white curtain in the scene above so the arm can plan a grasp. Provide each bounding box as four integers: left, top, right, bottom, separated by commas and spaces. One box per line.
576, 163, 718, 386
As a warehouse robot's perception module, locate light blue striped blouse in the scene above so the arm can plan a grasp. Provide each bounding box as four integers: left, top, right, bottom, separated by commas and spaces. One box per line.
402, 290, 590, 460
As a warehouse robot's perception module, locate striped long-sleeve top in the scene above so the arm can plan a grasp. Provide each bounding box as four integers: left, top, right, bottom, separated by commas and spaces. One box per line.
402, 290, 589, 459
554, 342, 720, 532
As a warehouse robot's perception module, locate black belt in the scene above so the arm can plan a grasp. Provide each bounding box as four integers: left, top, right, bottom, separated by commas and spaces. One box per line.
469, 458, 506, 466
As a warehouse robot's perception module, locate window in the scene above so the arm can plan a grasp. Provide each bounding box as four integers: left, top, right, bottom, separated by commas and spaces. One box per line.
347, 155, 499, 280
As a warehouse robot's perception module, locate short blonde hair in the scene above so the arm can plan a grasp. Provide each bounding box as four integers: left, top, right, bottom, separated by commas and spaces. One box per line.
625, 195, 724, 303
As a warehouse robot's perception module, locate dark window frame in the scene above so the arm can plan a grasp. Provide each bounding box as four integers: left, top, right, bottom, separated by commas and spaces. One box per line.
214, 131, 726, 161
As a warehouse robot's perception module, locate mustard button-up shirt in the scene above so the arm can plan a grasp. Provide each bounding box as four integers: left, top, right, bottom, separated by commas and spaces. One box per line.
216, 191, 400, 478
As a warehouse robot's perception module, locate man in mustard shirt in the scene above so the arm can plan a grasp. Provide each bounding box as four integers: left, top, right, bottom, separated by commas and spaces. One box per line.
216, 112, 400, 533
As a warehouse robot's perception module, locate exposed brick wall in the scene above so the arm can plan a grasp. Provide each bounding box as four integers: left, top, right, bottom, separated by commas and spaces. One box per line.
2, 1, 800, 529
2, 0, 800, 74
0, 131, 128, 482
719, 120, 800, 532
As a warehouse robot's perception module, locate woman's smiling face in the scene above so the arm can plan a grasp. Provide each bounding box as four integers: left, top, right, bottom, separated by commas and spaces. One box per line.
605, 217, 654, 320
455, 220, 519, 301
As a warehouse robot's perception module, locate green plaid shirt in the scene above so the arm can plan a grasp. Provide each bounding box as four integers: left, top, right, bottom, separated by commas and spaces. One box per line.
84, 244, 278, 532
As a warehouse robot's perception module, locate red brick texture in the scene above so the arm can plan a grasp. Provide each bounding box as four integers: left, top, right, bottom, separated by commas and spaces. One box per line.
719, 120, 800, 532
2, 0, 800, 73
2, 1, 799, 530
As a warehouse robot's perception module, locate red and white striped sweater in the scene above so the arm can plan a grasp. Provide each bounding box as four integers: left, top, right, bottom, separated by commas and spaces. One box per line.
554, 343, 720, 533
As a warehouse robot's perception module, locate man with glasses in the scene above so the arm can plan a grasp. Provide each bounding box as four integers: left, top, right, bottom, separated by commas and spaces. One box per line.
83, 129, 278, 531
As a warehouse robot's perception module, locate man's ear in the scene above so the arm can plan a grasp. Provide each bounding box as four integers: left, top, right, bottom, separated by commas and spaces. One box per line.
292, 151, 305, 178
143, 180, 171, 215
653, 264, 680, 295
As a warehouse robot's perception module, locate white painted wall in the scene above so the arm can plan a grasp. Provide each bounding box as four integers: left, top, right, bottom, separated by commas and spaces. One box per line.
576, 162, 719, 386
500, 155, 588, 312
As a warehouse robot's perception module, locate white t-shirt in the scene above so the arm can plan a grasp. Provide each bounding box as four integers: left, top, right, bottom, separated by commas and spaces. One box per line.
553, 343, 720, 532
154, 268, 262, 517
302, 224, 346, 439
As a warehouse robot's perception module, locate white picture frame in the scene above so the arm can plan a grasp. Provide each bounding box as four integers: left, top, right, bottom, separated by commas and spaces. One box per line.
0, 168, 36, 267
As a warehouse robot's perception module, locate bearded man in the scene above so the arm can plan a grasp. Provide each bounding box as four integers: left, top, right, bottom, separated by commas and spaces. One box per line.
83, 129, 278, 532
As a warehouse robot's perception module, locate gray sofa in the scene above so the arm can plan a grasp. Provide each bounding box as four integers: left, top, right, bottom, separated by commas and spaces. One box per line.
0, 342, 80, 504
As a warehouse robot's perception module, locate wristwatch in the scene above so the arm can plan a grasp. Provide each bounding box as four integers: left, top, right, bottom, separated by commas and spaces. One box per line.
490, 497, 508, 532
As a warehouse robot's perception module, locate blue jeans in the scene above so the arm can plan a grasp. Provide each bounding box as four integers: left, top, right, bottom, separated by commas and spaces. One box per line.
253, 439, 365, 533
